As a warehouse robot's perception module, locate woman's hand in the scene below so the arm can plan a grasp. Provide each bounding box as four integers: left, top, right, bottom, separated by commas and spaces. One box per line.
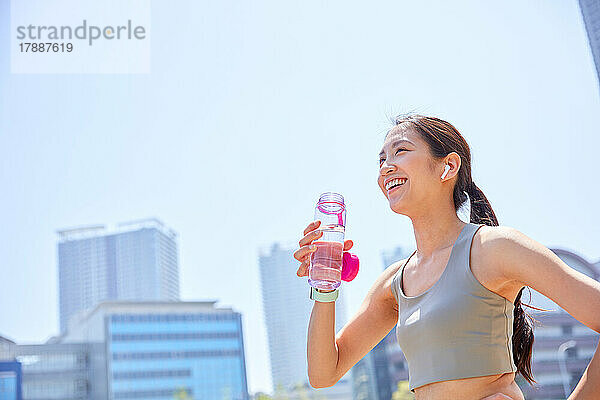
293, 220, 354, 277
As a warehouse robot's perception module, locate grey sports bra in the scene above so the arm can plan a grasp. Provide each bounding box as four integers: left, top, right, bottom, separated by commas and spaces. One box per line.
390, 222, 517, 392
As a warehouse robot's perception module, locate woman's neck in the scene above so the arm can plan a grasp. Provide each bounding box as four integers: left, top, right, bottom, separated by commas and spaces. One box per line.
410, 202, 466, 259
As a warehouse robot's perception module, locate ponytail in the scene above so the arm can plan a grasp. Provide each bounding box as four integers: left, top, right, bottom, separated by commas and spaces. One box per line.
467, 181, 499, 227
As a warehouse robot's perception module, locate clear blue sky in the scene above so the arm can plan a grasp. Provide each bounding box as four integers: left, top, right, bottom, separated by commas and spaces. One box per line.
1, 0, 599, 394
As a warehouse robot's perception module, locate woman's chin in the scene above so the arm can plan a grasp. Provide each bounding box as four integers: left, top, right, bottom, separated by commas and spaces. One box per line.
391, 208, 408, 216
389, 199, 409, 215
382, 189, 410, 215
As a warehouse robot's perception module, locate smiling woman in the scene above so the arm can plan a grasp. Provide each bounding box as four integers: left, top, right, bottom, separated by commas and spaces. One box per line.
294, 113, 600, 399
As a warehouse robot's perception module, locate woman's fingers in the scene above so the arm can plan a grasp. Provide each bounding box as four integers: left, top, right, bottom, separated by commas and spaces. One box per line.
303, 220, 321, 236
298, 229, 322, 248
293, 244, 317, 263
295, 221, 355, 279
296, 258, 310, 277
293, 221, 321, 276
294, 227, 322, 263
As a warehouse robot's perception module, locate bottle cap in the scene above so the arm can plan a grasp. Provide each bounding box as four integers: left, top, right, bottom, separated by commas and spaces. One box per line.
341, 252, 359, 282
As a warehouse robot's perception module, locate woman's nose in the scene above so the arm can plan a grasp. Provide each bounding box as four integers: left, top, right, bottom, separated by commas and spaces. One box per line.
380, 162, 396, 175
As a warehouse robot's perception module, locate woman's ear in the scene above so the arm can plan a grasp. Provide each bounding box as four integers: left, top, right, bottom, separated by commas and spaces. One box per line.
442, 152, 461, 181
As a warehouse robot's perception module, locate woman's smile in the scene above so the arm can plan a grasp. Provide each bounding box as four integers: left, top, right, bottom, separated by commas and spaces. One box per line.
385, 177, 408, 197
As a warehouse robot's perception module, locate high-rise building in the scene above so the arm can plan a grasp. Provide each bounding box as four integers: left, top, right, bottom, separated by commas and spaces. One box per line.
57, 218, 179, 333
579, 0, 600, 88
58, 301, 249, 400
258, 243, 352, 397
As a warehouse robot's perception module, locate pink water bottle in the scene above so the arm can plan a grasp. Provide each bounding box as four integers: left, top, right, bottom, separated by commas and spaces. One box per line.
309, 192, 347, 290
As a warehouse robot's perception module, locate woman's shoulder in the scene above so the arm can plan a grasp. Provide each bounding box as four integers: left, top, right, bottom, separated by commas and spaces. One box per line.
473, 224, 532, 258
380, 258, 410, 305
471, 224, 532, 294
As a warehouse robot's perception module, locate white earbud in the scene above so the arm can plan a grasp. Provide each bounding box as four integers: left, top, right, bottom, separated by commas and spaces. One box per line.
440, 164, 450, 180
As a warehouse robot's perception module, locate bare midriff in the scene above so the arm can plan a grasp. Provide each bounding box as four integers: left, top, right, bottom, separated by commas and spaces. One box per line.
413, 372, 525, 400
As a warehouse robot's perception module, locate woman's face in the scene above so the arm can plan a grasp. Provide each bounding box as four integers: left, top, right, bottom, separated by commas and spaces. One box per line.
377, 125, 443, 216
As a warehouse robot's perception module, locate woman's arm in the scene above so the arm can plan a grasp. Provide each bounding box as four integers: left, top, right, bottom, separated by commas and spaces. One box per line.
307, 263, 402, 388
485, 226, 600, 334
482, 226, 600, 398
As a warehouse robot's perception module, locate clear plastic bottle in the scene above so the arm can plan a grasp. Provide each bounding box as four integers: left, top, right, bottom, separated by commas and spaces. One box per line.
308, 192, 346, 290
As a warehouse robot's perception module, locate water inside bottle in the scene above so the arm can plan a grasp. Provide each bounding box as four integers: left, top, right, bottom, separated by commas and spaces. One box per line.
308, 225, 344, 290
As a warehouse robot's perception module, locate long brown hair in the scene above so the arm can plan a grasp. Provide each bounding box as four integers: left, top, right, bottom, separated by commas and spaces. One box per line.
391, 113, 545, 386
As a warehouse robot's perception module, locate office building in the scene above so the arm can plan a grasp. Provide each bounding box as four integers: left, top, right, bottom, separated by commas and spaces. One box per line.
0, 336, 105, 400
259, 243, 352, 397
0, 361, 22, 400
520, 311, 599, 399
579, 0, 600, 88
58, 301, 249, 400
57, 218, 179, 333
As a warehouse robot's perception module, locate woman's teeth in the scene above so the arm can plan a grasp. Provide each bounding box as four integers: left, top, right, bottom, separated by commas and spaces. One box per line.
385, 178, 407, 190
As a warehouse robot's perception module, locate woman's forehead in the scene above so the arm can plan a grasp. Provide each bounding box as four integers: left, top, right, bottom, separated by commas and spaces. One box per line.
386, 123, 416, 140
382, 125, 419, 148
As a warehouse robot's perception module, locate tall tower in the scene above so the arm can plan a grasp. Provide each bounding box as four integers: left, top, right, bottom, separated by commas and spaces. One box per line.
579, 0, 600, 88
57, 218, 179, 333
259, 242, 350, 394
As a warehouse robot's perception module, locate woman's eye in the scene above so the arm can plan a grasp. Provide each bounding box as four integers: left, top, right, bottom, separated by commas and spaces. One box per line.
379, 148, 407, 165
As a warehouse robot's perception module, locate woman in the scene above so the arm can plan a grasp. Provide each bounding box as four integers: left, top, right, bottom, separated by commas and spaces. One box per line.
293, 114, 600, 399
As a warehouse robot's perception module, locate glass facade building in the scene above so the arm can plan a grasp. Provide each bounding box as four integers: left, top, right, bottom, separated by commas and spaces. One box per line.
57, 218, 179, 333
59, 301, 249, 400
0, 338, 106, 400
0, 361, 21, 400
109, 313, 248, 400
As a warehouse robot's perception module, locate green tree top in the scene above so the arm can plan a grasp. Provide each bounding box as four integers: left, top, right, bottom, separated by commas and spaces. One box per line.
391, 381, 415, 400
